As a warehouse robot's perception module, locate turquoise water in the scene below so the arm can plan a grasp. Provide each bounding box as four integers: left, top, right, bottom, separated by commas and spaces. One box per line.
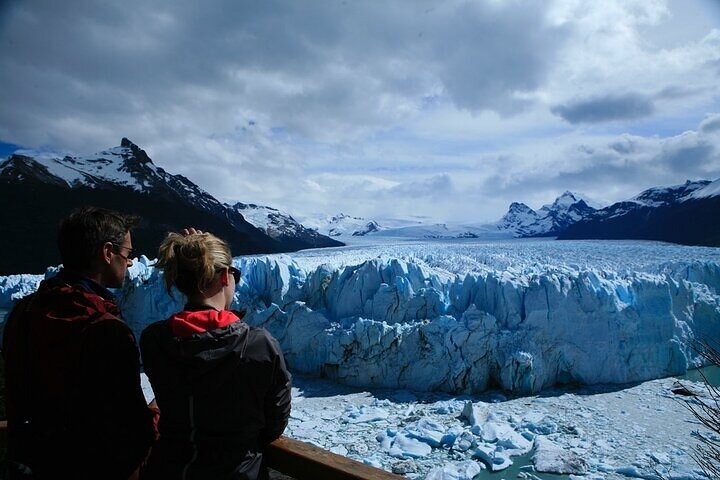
474, 451, 570, 479
679, 365, 720, 387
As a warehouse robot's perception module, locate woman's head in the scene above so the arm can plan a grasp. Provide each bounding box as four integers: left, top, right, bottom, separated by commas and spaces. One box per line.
157, 232, 233, 298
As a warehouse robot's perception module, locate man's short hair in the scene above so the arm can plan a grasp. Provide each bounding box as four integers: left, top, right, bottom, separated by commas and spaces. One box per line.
58, 206, 140, 271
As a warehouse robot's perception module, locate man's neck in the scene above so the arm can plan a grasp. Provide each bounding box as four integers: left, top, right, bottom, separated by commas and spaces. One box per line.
79, 271, 105, 287
59, 269, 116, 301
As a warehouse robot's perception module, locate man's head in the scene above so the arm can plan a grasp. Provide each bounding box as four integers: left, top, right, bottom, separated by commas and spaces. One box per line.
57, 206, 140, 288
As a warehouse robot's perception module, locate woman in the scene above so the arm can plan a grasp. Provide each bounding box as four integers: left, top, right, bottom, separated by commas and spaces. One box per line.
140, 230, 291, 480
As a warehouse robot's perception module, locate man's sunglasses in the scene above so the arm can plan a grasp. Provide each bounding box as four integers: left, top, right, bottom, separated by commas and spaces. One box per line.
110, 242, 134, 260
229, 266, 242, 284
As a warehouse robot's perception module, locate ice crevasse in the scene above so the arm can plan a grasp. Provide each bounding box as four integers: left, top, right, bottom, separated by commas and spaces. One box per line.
3, 255, 719, 395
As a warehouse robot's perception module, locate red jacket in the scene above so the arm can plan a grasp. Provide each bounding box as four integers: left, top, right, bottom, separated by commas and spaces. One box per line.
2, 270, 155, 479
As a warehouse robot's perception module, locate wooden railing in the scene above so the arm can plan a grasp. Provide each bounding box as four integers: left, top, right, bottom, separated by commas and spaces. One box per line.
0, 421, 404, 480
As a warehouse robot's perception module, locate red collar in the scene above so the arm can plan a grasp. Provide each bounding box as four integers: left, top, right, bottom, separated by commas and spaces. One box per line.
169, 309, 241, 337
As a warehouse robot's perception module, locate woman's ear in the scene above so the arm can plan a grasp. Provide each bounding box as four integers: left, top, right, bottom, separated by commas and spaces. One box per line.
220, 267, 230, 287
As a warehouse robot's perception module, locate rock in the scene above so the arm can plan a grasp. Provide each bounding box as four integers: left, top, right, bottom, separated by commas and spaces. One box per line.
391, 459, 418, 474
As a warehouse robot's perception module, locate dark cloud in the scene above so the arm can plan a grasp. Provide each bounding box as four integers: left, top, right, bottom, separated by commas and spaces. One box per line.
658, 138, 716, 175
654, 85, 705, 100
700, 114, 720, 134
388, 174, 454, 198
609, 137, 637, 154
426, 2, 568, 114
551, 93, 654, 124
0, 0, 570, 150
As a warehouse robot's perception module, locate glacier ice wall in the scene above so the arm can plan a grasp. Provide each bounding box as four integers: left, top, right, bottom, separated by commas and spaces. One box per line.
2, 254, 719, 395
121, 255, 720, 394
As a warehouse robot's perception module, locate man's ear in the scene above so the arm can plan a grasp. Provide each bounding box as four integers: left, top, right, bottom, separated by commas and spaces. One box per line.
101, 242, 114, 265
220, 267, 229, 287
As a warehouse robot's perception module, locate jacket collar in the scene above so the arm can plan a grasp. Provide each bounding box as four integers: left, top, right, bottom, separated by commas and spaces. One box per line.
56, 269, 116, 302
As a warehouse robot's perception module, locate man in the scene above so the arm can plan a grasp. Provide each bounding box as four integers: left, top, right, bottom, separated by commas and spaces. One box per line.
2, 207, 156, 479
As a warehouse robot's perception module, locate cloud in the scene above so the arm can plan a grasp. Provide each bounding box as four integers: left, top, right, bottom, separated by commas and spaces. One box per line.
388, 174, 454, 198
0, 0, 719, 224
657, 131, 717, 175
0, 0, 571, 151
700, 113, 720, 134
551, 93, 655, 124
475, 114, 720, 210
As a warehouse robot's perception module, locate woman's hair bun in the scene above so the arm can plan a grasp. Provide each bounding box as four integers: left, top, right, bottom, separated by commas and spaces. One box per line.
156, 232, 232, 296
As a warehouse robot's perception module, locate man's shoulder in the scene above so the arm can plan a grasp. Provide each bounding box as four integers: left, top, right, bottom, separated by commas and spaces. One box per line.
26, 277, 120, 317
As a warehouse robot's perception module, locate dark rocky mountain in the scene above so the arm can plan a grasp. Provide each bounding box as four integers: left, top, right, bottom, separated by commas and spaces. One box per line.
0, 138, 342, 275
559, 180, 720, 246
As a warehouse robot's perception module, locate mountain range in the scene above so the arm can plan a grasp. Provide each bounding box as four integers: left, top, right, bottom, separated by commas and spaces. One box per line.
558, 179, 720, 245
306, 182, 719, 247
1, 137, 717, 275
0, 138, 341, 275
496, 191, 600, 237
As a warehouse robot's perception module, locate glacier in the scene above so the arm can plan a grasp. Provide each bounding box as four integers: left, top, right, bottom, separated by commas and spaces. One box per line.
4, 239, 717, 396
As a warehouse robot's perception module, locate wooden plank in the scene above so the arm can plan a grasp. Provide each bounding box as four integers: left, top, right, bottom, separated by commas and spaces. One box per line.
266, 436, 404, 480
0, 422, 401, 480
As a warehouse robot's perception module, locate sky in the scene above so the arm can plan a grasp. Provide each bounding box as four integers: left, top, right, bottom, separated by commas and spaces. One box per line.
1, 0, 719, 224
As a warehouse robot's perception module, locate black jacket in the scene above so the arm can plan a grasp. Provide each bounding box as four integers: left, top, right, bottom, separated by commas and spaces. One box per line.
2, 270, 155, 479
139, 309, 292, 480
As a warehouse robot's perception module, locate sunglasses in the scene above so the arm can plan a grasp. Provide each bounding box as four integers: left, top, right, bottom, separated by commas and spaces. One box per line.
110, 242, 134, 260
229, 266, 241, 283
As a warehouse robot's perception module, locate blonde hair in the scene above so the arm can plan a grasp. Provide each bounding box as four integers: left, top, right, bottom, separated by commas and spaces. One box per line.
156, 232, 233, 296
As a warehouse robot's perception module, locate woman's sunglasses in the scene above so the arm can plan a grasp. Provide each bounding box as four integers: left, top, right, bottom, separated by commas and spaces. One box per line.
229, 266, 241, 284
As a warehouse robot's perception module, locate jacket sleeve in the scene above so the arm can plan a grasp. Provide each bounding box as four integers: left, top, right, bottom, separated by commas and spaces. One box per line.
82, 316, 156, 476
261, 335, 292, 445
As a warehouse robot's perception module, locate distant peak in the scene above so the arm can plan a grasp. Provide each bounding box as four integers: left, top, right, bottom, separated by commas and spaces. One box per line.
549, 191, 601, 210
121, 137, 137, 149
119, 138, 153, 164
509, 202, 533, 212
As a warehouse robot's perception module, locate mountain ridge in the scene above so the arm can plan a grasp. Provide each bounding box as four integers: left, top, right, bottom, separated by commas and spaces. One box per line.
558, 180, 720, 246
0, 138, 342, 275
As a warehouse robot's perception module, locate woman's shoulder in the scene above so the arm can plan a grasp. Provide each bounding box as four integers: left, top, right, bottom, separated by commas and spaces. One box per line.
242, 325, 284, 360
139, 318, 172, 344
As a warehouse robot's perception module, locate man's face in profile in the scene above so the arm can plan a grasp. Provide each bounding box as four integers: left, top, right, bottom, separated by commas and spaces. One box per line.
107, 231, 133, 289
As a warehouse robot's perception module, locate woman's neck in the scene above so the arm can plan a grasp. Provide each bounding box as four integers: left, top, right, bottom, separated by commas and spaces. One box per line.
186, 293, 227, 312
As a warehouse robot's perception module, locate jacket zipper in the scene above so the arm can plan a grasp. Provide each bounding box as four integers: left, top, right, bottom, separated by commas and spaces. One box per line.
181, 395, 198, 480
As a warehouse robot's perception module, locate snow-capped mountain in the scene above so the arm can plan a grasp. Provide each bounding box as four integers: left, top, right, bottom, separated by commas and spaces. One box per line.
684, 177, 720, 201
305, 213, 512, 240
0, 138, 340, 274
230, 202, 342, 249
559, 179, 720, 246
630, 179, 710, 207
497, 191, 599, 237
303, 213, 384, 237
